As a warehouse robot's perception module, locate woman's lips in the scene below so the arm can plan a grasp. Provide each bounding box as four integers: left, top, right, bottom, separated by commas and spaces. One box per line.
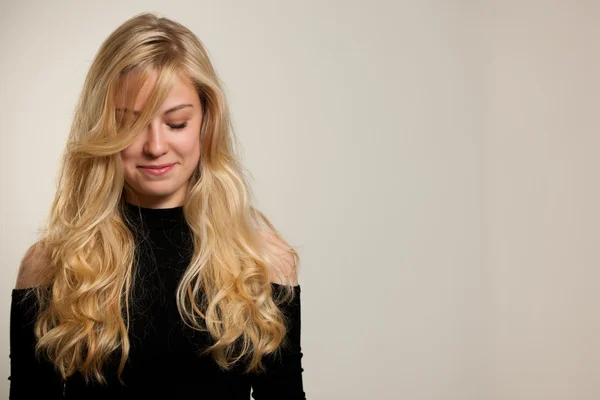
139, 163, 175, 175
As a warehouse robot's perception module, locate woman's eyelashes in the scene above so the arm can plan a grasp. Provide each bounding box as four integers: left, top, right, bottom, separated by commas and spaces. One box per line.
168, 121, 188, 130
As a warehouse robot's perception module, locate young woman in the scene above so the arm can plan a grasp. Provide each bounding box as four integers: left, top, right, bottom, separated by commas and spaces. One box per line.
9, 12, 305, 399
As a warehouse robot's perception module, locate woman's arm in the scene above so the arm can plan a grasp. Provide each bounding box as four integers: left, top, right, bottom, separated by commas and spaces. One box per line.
10, 243, 64, 399
250, 284, 306, 400
9, 289, 65, 399
250, 231, 306, 399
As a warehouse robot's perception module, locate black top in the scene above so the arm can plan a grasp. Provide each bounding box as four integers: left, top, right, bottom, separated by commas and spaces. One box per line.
9, 202, 305, 399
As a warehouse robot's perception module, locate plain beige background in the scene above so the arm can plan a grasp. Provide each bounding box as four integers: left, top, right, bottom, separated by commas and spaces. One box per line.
0, 1, 598, 399
487, 2, 600, 399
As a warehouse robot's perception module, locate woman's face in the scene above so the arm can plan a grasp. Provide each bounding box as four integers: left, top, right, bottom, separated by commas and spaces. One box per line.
118, 71, 202, 208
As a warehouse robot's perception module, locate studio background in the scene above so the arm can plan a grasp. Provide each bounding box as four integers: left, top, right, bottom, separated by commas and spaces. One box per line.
1, 1, 598, 399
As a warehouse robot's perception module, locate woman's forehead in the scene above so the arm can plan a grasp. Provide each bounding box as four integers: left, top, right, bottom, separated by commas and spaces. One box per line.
115, 70, 158, 105
115, 70, 197, 111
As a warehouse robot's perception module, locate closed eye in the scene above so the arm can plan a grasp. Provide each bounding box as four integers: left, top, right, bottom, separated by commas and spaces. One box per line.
169, 122, 188, 130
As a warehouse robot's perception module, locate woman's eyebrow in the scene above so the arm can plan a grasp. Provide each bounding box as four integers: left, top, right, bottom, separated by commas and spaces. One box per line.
115, 103, 194, 116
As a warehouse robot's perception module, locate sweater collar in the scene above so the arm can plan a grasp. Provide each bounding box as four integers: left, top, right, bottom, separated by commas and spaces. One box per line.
122, 200, 186, 231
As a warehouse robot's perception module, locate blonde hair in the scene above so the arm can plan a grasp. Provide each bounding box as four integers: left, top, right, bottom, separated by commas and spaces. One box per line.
28, 12, 298, 385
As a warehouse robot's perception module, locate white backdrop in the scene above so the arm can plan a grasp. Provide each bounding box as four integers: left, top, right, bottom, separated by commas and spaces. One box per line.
1, 1, 598, 399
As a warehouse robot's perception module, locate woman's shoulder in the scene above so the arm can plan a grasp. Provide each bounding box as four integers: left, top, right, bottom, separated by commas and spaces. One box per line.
15, 241, 52, 290
257, 229, 299, 286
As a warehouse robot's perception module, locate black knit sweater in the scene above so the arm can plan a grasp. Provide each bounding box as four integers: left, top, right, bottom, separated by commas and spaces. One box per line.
9, 202, 305, 399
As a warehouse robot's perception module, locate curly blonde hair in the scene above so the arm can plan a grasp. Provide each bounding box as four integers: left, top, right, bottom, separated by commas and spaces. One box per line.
24, 12, 298, 385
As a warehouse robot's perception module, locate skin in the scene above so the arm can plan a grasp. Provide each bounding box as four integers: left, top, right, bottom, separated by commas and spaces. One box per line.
118, 70, 202, 209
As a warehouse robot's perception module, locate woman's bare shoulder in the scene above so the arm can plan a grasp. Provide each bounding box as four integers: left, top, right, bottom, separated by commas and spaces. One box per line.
15, 241, 51, 290
257, 229, 299, 286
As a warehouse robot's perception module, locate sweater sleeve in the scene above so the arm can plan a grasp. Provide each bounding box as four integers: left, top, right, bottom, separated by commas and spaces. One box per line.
9, 289, 65, 400
250, 284, 306, 400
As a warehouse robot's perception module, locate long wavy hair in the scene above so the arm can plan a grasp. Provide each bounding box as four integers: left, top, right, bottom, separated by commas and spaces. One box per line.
27, 12, 298, 385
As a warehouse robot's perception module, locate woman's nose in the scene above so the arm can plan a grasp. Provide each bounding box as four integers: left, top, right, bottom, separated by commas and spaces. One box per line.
143, 122, 169, 157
